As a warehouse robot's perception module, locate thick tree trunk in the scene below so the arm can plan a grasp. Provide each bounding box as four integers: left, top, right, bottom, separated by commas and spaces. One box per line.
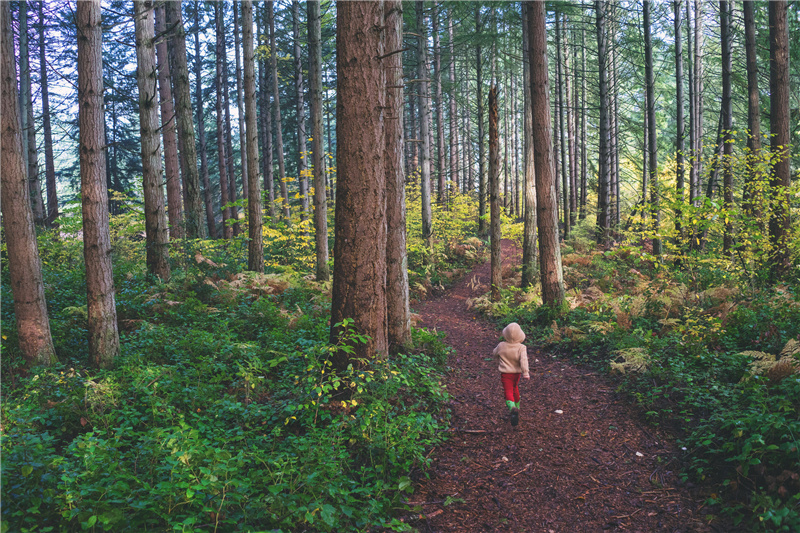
77, 0, 120, 368
308, 0, 329, 281
417, 1, 433, 257
165, 0, 205, 239
38, 2, 58, 226
448, 10, 459, 192
330, 0, 388, 364
155, 4, 184, 239
384, 0, 410, 351
489, 86, 502, 302
215, 2, 232, 239
193, 2, 217, 239
720, 0, 733, 253
432, 4, 446, 203
768, 0, 791, 274
476, 6, 487, 236
233, 1, 249, 202
135, 0, 171, 281
1, 1, 56, 366
259, 4, 276, 220
521, 3, 537, 288
242, 0, 262, 273
528, 1, 564, 307
674, 0, 686, 244
595, 0, 610, 245
743, 0, 761, 214
644, 1, 661, 255
293, 1, 309, 219
269, 1, 291, 224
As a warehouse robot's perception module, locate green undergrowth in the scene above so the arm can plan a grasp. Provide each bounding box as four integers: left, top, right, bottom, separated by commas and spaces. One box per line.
0, 206, 467, 532
490, 220, 800, 531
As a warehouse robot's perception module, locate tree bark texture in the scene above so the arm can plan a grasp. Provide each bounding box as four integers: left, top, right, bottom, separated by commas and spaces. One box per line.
234, 1, 249, 202
77, 0, 120, 368
384, 0, 410, 351
595, 1, 611, 245
693, 0, 703, 203
38, 1, 58, 226
448, 10, 459, 192
720, 0, 733, 253
521, 2, 537, 288
165, 0, 205, 239
432, 4, 446, 203
527, 1, 564, 308
155, 4, 184, 239
269, 1, 291, 224
242, 0, 263, 273
489, 85, 502, 302
417, 1, 433, 256
1, 1, 56, 366
743, 0, 761, 212
556, 14, 569, 239
259, 3, 276, 220
476, 6, 487, 236
292, 1, 309, 219
308, 0, 329, 281
330, 0, 388, 364
674, 0, 685, 242
221, 16, 239, 237
644, 1, 661, 255
134, 0, 171, 281
215, 2, 232, 239
193, 1, 217, 239
768, 0, 791, 274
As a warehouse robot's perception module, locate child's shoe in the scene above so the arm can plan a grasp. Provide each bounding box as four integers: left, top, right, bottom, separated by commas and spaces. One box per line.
510, 407, 519, 426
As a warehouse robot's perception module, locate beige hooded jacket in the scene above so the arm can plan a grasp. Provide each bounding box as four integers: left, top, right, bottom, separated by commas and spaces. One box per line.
493, 322, 529, 377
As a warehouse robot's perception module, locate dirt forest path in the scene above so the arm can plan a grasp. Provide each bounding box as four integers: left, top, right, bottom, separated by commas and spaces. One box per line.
406, 240, 717, 533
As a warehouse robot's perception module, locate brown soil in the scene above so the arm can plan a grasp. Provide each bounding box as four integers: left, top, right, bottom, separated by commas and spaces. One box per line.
405, 240, 723, 533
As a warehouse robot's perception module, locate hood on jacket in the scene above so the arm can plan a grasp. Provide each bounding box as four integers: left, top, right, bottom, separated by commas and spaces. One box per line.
502, 322, 526, 344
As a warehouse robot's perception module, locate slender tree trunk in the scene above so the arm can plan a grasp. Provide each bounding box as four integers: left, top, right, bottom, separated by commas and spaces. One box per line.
489, 85, 502, 302
512, 73, 520, 218
242, 0, 262, 272
528, 1, 565, 307
77, 0, 120, 368
686, 0, 696, 208
465, 81, 474, 193
644, 1, 661, 255
568, 24, 578, 229
19, 1, 46, 225
476, 6, 487, 235
259, 3, 275, 220
448, 10, 459, 193
269, 1, 291, 224
385, 0, 410, 350
193, 2, 217, 239
556, 14, 569, 239
743, 0, 761, 214
155, 5, 184, 239
595, 0, 610, 245
611, 15, 620, 227
693, 0, 703, 203
38, 2, 58, 226
432, 4, 446, 203
220, 19, 239, 237
292, 1, 309, 219
674, 0, 686, 244
330, 0, 388, 364
308, 0, 329, 281
215, 3, 232, 239
521, 3, 537, 288
234, 1, 249, 202
165, 0, 205, 239
768, 0, 790, 274
720, 0, 733, 253
1, 1, 56, 366
417, 1, 433, 257
135, 0, 171, 281
580, 26, 587, 220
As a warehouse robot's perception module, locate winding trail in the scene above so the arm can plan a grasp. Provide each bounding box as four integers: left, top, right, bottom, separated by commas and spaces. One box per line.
406, 240, 717, 533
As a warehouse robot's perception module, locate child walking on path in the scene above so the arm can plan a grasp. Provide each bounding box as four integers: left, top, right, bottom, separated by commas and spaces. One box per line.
492, 322, 530, 426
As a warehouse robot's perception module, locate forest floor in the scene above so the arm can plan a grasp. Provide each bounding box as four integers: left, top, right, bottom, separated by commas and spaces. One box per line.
404, 240, 727, 533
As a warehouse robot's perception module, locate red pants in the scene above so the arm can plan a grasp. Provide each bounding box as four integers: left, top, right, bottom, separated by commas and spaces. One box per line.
501, 373, 521, 403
